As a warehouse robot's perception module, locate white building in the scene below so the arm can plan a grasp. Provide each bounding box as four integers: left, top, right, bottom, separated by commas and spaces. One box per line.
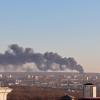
0, 87, 12, 100
83, 83, 96, 98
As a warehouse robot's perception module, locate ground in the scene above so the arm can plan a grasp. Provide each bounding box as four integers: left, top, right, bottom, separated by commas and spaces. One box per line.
7, 86, 81, 100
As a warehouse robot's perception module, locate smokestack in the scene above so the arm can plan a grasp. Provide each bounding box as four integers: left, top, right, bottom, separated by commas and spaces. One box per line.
0, 44, 84, 73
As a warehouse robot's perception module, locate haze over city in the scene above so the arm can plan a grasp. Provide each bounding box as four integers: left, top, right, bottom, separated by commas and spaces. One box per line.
0, 0, 100, 72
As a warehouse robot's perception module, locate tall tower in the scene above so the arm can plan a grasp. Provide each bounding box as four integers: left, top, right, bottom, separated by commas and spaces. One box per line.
0, 87, 12, 100
83, 83, 96, 98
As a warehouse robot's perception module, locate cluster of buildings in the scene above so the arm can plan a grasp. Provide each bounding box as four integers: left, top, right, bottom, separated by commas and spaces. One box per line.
0, 72, 100, 100
0, 82, 100, 100
0, 72, 99, 91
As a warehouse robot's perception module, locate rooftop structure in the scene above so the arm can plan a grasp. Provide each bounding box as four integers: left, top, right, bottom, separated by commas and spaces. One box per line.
0, 87, 12, 100
83, 83, 96, 98
61, 95, 75, 100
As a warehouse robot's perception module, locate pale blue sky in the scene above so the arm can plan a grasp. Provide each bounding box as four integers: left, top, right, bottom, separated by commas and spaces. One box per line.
0, 0, 100, 72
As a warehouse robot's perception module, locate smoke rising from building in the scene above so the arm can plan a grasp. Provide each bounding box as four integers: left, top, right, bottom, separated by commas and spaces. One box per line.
0, 44, 84, 73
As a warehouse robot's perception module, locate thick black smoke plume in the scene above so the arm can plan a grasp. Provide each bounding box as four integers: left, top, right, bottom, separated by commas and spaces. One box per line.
0, 44, 84, 73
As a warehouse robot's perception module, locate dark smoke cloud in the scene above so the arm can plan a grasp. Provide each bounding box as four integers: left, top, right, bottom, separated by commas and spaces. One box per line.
0, 44, 84, 73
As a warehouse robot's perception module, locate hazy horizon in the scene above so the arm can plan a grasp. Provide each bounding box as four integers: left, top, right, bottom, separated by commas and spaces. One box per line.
0, 0, 100, 72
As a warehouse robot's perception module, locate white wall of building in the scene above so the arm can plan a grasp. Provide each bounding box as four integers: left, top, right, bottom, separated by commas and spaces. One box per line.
0, 87, 12, 100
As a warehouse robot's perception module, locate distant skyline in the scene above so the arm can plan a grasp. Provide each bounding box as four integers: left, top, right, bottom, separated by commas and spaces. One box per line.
0, 0, 100, 72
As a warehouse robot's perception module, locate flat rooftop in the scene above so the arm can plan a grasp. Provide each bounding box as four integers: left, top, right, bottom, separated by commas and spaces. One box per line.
79, 97, 100, 100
